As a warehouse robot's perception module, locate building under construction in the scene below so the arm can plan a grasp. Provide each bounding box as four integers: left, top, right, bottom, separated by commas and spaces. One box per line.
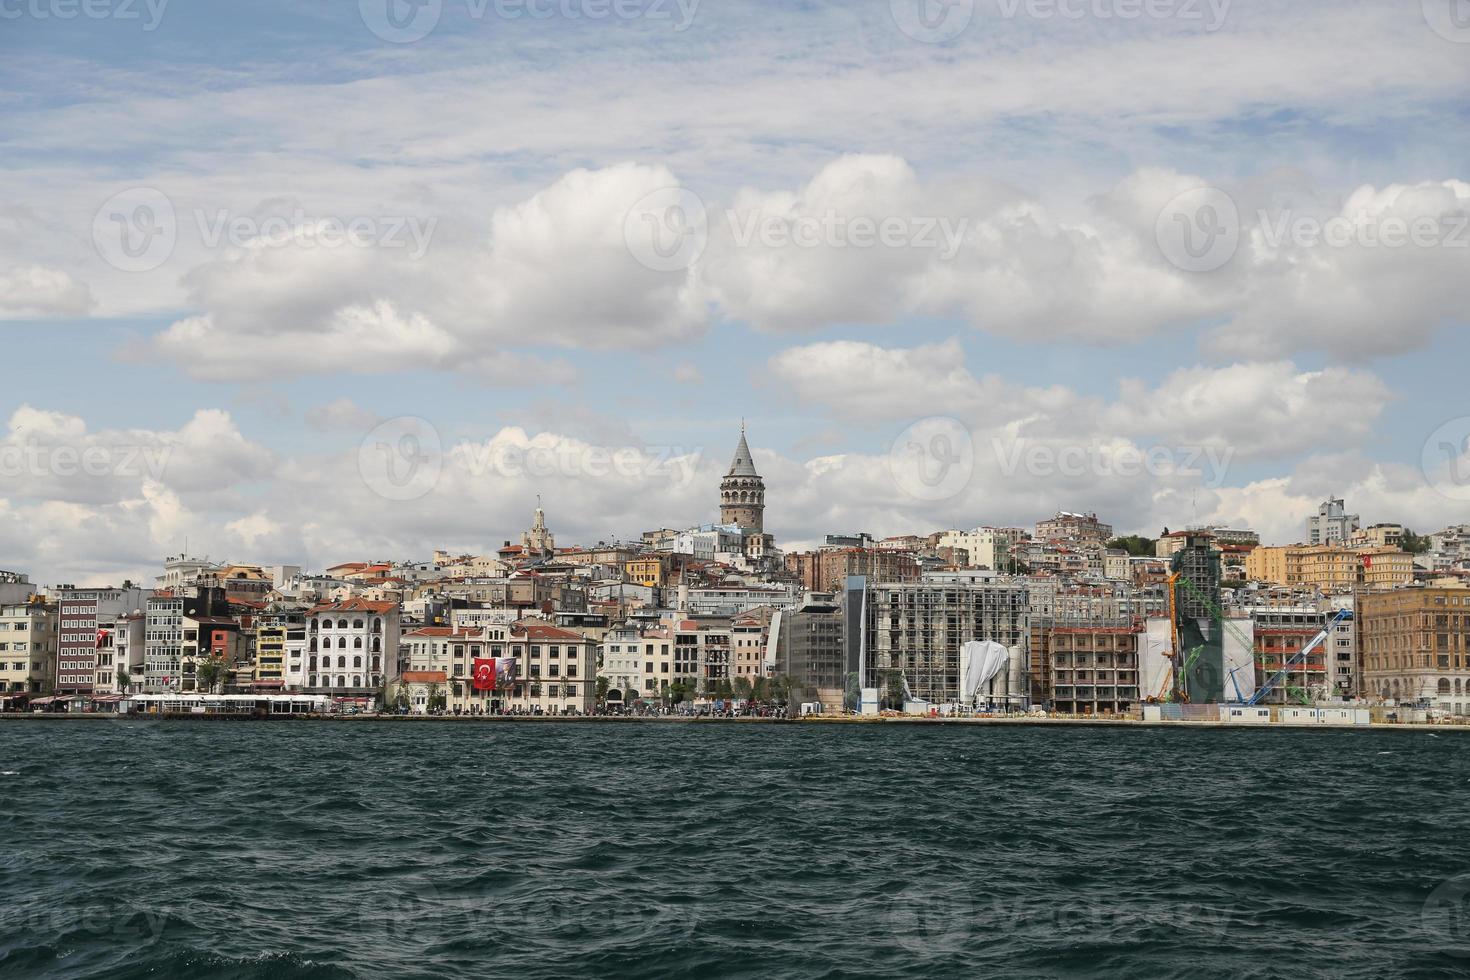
1170, 532, 1226, 702
852, 575, 1030, 705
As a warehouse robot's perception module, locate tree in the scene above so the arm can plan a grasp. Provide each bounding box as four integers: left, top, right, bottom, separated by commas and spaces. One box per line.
1401, 528, 1433, 554
1108, 535, 1157, 557
884, 670, 906, 710
426, 682, 446, 713
751, 677, 770, 701
393, 684, 411, 712
195, 656, 230, 694
844, 672, 862, 712
731, 676, 753, 700
595, 676, 610, 705
117, 666, 131, 694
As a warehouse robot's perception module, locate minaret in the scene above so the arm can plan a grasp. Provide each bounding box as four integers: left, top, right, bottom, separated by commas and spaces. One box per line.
719, 423, 765, 533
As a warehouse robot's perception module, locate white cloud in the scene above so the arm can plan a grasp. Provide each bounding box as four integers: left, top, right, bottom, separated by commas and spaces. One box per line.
0, 265, 93, 317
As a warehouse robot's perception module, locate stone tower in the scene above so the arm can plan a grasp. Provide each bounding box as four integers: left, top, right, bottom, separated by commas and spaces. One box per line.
522, 496, 555, 557
719, 426, 765, 533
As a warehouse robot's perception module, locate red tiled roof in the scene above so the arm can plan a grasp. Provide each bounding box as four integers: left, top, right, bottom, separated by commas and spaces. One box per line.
512, 620, 585, 641
309, 598, 398, 614
402, 627, 484, 639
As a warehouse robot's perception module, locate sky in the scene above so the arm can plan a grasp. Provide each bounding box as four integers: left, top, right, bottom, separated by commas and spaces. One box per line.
1, 0, 1469, 585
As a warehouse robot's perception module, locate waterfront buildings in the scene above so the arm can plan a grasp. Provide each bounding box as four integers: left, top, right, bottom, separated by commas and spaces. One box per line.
1359, 585, 1470, 715
59, 585, 151, 694
0, 601, 56, 696
307, 598, 399, 695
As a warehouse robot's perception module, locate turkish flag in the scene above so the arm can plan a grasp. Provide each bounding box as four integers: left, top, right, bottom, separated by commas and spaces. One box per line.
1362, 554, 1373, 568
472, 658, 497, 691
95, 628, 110, 649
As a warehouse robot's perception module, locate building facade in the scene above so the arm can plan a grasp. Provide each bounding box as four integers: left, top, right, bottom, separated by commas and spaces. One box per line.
1359, 586, 1470, 714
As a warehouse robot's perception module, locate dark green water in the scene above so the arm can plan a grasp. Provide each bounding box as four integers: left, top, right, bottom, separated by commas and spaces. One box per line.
2, 721, 1468, 978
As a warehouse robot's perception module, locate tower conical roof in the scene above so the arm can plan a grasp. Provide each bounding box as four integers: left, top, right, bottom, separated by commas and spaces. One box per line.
727, 429, 759, 477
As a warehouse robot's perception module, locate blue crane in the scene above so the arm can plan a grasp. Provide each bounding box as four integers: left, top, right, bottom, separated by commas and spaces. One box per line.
1244, 608, 1353, 707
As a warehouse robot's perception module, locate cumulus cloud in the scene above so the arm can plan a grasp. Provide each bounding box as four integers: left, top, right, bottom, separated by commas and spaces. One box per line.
0, 265, 94, 317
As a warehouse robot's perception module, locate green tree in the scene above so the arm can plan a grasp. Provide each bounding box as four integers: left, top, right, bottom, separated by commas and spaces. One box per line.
1108, 535, 1157, 557
595, 676, 610, 705
844, 672, 861, 712
1401, 528, 1433, 554
195, 656, 230, 694
731, 676, 753, 700
117, 666, 131, 694
393, 684, 411, 712
884, 670, 906, 710
426, 682, 446, 713
751, 677, 770, 701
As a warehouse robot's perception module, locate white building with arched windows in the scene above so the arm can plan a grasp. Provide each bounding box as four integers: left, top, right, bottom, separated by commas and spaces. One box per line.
305, 598, 400, 697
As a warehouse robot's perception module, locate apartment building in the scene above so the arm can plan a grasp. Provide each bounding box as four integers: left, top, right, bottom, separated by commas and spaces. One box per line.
730, 608, 773, 681
254, 603, 308, 690
1246, 545, 1414, 592
1359, 586, 1470, 714
59, 585, 150, 694
306, 598, 400, 694
94, 612, 144, 693
1306, 497, 1360, 546
0, 601, 57, 697
1048, 623, 1142, 715
1035, 512, 1113, 546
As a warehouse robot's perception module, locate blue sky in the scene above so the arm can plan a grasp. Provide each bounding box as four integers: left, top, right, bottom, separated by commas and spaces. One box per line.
2, 0, 1469, 584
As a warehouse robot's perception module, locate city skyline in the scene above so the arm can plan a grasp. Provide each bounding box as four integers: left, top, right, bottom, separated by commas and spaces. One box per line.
3, 0, 1470, 585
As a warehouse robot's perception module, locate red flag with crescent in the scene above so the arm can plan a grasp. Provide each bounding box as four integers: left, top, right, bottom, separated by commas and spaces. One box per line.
472, 658, 497, 691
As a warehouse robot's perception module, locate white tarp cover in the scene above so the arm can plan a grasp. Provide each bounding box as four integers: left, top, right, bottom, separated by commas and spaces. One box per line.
961, 640, 1010, 701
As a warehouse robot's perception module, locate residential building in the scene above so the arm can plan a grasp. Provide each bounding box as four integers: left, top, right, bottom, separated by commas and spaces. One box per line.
1246, 544, 1414, 592
1359, 585, 1470, 714
306, 598, 400, 694
59, 585, 151, 694
1306, 497, 1360, 546
1035, 512, 1113, 546
936, 527, 1019, 571
0, 601, 57, 696
786, 548, 920, 594
94, 612, 144, 694
730, 608, 773, 682
1048, 622, 1142, 715
255, 602, 309, 690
